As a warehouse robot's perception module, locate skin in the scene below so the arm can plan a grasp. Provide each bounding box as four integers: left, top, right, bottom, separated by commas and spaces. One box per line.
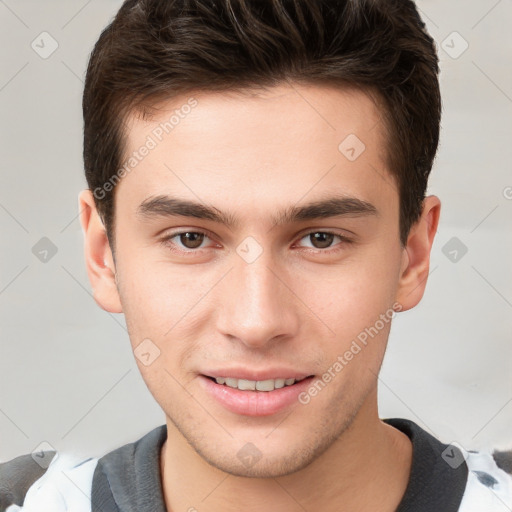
79, 82, 440, 511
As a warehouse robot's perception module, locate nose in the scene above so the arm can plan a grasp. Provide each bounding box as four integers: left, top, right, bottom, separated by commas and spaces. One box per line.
215, 249, 299, 349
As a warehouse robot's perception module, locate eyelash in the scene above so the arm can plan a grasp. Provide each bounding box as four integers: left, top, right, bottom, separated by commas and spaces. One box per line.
159, 229, 353, 256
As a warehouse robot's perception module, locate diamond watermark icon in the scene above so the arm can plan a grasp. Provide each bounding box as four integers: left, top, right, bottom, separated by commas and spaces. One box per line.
31, 32, 59, 60
237, 442, 263, 469
134, 338, 161, 366
442, 237, 468, 263
441, 32, 469, 59
32, 237, 58, 263
31, 441, 57, 469
338, 134, 366, 162
442, 442, 468, 469
236, 236, 263, 264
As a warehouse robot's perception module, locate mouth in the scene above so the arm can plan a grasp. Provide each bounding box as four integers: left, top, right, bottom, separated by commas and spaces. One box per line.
204, 375, 313, 392
199, 374, 316, 416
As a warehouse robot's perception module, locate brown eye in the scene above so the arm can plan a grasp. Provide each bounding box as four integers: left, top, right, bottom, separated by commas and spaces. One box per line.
296, 231, 352, 252
179, 232, 205, 249
309, 232, 335, 249
160, 229, 216, 255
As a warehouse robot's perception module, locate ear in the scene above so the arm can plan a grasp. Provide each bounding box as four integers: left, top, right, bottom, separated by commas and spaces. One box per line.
395, 195, 441, 311
78, 189, 123, 313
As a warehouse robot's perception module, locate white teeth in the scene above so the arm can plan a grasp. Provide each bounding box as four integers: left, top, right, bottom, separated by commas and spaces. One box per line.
214, 377, 301, 391
225, 378, 238, 388
237, 379, 256, 391
274, 378, 285, 389
256, 379, 275, 391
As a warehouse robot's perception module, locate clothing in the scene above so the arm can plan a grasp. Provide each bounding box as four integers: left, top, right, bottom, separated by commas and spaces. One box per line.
2, 418, 511, 511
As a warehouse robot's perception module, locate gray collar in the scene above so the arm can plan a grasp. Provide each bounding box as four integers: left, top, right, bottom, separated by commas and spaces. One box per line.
91, 418, 468, 512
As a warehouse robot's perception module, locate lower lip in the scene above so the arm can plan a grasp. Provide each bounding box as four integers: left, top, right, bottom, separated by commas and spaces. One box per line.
198, 375, 314, 416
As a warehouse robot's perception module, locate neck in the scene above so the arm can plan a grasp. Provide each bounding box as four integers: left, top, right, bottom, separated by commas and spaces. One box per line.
160, 390, 412, 512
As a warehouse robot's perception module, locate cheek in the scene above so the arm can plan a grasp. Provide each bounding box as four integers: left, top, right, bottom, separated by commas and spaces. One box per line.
117, 264, 200, 402
116, 254, 197, 340
295, 253, 400, 342
115, 254, 209, 380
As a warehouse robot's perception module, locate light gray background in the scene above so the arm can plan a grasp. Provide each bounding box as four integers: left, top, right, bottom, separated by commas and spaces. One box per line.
1, 0, 511, 462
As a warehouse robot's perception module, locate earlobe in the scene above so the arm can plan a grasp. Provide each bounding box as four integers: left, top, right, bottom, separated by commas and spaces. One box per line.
78, 190, 123, 313
395, 195, 441, 312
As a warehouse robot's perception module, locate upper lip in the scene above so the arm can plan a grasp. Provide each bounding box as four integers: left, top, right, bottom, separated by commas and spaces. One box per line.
201, 368, 314, 381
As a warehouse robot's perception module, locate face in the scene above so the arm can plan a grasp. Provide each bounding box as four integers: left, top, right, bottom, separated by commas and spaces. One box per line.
83, 83, 432, 478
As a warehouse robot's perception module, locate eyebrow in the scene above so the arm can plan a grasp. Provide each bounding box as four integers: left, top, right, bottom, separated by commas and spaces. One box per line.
136, 194, 378, 228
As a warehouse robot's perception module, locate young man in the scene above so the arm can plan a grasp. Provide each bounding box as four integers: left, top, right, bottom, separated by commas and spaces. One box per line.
2, 0, 511, 511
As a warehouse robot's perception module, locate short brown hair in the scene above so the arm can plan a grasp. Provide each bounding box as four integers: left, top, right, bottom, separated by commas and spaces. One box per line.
83, 0, 441, 252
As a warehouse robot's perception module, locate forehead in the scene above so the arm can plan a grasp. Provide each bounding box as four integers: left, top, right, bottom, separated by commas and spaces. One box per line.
115, 82, 396, 222
128, 82, 387, 152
